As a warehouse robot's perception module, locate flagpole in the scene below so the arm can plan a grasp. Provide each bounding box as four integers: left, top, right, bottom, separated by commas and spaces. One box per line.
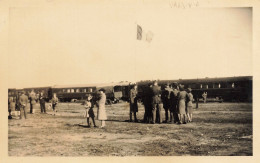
134, 22, 137, 84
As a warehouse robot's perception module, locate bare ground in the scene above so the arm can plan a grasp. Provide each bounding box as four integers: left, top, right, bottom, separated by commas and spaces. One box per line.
8, 102, 252, 156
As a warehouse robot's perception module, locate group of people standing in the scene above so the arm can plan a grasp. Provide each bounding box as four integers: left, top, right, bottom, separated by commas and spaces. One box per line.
8, 90, 59, 119
129, 81, 194, 124
8, 83, 193, 126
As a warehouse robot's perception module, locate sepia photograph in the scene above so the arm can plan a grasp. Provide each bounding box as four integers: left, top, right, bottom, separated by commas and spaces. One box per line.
1, 0, 258, 160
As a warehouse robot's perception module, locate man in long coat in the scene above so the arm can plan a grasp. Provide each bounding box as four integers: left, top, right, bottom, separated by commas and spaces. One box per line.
162, 83, 173, 123
142, 84, 153, 123
39, 91, 46, 113
19, 91, 28, 119
151, 81, 163, 124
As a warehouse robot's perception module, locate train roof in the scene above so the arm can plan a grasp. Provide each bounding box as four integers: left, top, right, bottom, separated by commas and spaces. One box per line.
138, 76, 252, 85
52, 81, 130, 89
23, 86, 52, 90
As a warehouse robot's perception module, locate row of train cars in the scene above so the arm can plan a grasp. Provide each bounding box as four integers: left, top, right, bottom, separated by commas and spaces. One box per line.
8, 76, 252, 104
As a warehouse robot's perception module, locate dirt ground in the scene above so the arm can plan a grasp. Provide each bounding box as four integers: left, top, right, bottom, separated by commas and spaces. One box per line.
8, 102, 252, 156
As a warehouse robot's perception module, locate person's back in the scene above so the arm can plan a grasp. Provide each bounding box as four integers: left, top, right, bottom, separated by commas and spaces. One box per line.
19, 93, 28, 119
171, 89, 179, 102
164, 87, 173, 100
151, 85, 162, 104
178, 91, 188, 101
30, 93, 37, 103
19, 94, 28, 106
98, 92, 106, 106
187, 92, 193, 107
151, 85, 161, 97
144, 86, 153, 104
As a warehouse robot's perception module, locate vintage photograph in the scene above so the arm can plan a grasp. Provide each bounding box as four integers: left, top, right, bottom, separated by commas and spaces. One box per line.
6, 1, 253, 157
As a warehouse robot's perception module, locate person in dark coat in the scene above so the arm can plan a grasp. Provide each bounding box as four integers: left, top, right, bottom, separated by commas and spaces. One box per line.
162, 83, 173, 123
39, 91, 46, 113
129, 84, 138, 122
84, 95, 97, 127
151, 81, 163, 124
15, 92, 22, 116
142, 83, 153, 123
170, 83, 179, 123
19, 91, 28, 119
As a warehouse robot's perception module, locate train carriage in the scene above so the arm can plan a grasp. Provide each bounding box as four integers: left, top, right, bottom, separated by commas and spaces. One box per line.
137, 76, 252, 102
51, 81, 131, 103
8, 76, 252, 104
23, 86, 52, 102
52, 84, 97, 102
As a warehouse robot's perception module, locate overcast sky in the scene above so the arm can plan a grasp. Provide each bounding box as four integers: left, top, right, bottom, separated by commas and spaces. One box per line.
8, 3, 252, 88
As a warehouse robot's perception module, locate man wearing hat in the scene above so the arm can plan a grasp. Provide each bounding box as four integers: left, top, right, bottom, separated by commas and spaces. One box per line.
39, 91, 46, 113
129, 84, 138, 122
162, 83, 173, 123
151, 81, 163, 124
19, 91, 29, 119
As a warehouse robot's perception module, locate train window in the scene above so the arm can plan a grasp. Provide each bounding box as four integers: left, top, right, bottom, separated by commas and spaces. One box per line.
71, 89, 74, 93
206, 85, 208, 89
90, 88, 92, 92
76, 89, 80, 93
232, 83, 235, 88
114, 86, 122, 92
200, 84, 202, 89
67, 89, 70, 93
190, 84, 196, 89
83, 89, 86, 93
219, 84, 221, 88
63, 89, 66, 93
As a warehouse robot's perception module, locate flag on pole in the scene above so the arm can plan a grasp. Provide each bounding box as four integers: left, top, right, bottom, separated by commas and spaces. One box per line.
146, 31, 153, 43
137, 24, 153, 43
137, 25, 142, 40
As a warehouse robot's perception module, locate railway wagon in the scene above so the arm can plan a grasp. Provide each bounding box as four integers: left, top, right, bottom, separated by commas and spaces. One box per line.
97, 82, 131, 103
23, 86, 53, 101
52, 82, 131, 103
8, 88, 17, 98
51, 84, 97, 102
137, 76, 252, 102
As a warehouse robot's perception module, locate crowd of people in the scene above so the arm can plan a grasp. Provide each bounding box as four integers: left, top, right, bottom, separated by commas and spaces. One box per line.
129, 81, 194, 124
8, 90, 60, 119
8, 88, 108, 128
8, 81, 195, 127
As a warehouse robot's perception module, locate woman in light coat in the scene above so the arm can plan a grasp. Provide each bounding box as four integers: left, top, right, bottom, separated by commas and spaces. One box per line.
186, 88, 193, 122
177, 85, 188, 124
97, 89, 107, 128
